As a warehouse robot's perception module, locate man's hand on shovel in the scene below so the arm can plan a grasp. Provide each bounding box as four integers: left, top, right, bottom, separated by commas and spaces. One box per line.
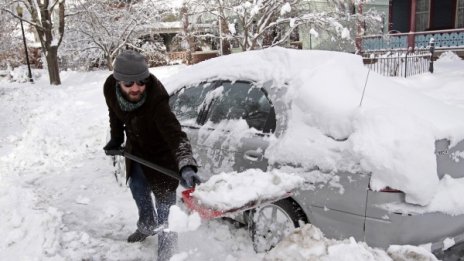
104, 148, 124, 156
180, 166, 202, 188
103, 136, 124, 156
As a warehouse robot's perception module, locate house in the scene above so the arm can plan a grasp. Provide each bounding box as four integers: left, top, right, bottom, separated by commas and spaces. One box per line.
297, 0, 464, 57
362, 0, 464, 57
389, 0, 463, 32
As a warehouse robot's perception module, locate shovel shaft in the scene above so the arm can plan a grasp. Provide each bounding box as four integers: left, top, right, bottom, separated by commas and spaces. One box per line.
123, 151, 181, 181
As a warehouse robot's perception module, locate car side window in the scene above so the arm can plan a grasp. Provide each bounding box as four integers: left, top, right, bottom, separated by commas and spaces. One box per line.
169, 83, 214, 124
206, 81, 275, 133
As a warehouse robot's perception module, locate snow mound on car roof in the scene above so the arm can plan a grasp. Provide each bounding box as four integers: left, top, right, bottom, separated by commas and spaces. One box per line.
165, 47, 464, 206
163, 47, 362, 93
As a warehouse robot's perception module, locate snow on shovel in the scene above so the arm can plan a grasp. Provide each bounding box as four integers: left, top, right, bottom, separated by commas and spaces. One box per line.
183, 170, 304, 219
116, 150, 304, 220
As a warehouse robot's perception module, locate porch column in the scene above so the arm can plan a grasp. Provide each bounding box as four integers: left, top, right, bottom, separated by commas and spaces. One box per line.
388, 0, 393, 32
356, 0, 364, 53
408, 0, 417, 49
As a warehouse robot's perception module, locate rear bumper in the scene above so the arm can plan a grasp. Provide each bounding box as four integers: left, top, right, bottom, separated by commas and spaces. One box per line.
365, 211, 464, 251
434, 238, 464, 259
365, 191, 464, 252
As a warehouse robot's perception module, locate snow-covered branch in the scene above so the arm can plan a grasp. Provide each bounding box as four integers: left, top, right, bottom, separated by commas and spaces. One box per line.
62, 0, 168, 70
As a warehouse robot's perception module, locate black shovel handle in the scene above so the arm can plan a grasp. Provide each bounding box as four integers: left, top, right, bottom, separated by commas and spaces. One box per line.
109, 149, 181, 181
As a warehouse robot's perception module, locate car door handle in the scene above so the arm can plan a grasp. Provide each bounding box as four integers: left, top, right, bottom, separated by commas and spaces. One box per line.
244, 150, 262, 161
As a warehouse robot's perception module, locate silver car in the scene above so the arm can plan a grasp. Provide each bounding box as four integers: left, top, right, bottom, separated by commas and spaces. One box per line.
164, 52, 464, 255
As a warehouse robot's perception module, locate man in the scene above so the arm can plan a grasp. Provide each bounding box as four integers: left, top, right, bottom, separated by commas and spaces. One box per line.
102, 50, 201, 261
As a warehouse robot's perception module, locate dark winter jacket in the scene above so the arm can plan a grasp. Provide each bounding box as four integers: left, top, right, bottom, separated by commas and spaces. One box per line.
103, 73, 197, 194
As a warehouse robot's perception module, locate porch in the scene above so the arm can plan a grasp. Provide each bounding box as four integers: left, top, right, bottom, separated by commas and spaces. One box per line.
361, 29, 464, 58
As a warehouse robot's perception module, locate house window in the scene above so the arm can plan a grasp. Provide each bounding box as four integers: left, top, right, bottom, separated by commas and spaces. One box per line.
416, 0, 430, 31
457, 0, 464, 28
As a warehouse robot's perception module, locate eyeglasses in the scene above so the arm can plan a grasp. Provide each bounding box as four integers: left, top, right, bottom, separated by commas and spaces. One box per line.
120, 78, 148, 87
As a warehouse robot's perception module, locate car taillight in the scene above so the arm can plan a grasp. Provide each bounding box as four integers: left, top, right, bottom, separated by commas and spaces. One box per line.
368, 184, 403, 193
379, 187, 403, 193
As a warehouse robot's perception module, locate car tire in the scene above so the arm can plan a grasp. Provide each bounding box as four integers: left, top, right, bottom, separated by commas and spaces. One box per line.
247, 198, 308, 253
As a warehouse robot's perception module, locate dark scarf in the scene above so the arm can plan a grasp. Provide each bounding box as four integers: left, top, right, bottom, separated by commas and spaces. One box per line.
115, 83, 147, 112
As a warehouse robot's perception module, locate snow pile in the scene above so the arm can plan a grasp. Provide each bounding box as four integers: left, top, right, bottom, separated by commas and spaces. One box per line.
192, 169, 304, 211
265, 224, 438, 261
3, 66, 41, 83
165, 47, 464, 206
436, 51, 462, 63
168, 205, 201, 233
349, 108, 438, 204
387, 245, 439, 261
403, 51, 464, 111
0, 177, 64, 259
383, 174, 464, 216
443, 237, 456, 251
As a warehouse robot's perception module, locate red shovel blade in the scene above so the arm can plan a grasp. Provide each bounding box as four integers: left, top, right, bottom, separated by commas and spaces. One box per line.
181, 188, 293, 220
181, 188, 226, 220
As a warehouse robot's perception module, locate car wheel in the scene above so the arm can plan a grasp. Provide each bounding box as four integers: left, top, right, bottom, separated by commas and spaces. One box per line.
248, 198, 308, 253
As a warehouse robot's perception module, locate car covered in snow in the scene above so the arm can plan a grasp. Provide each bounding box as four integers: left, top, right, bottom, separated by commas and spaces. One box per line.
163, 47, 464, 253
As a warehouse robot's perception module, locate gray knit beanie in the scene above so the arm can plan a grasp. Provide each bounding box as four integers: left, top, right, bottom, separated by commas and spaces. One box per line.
113, 50, 149, 82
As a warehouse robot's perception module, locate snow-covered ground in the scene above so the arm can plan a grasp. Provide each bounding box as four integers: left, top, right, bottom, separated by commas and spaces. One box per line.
0, 51, 463, 260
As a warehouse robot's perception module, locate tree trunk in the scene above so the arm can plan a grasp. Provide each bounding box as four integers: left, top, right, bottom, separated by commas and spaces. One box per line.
220, 17, 231, 55
46, 46, 61, 85
107, 55, 114, 71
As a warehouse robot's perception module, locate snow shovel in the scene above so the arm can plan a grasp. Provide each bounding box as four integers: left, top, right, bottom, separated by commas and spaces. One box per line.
111, 149, 294, 220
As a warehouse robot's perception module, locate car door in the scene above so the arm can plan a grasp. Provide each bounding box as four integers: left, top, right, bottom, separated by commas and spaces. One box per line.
195, 80, 276, 180
435, 138, 464, 179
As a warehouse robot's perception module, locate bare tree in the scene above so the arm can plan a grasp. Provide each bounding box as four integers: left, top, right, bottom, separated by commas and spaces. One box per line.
180, 2, 196, 64
65, 0, 165, 70
187, 0, 302, 51
0, 7, 23, 69
214, 0, 232, 55
233, 0, 302, 50
191, 0, 299, 51
2, 0, 65, 85
186, 0, 381, 52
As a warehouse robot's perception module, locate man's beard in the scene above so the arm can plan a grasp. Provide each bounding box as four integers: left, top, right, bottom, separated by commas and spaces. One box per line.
122, 89, 144, 102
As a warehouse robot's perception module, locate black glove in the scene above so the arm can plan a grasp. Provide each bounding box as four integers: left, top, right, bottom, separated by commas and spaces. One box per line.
103, 136, 124, 156
180, 166, 201, 188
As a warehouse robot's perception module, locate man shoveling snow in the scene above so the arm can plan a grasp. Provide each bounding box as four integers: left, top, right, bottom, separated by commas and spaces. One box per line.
102, 50, 201, 261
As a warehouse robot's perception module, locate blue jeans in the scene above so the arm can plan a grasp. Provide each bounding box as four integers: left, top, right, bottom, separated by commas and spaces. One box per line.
129, 162, 177, 260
